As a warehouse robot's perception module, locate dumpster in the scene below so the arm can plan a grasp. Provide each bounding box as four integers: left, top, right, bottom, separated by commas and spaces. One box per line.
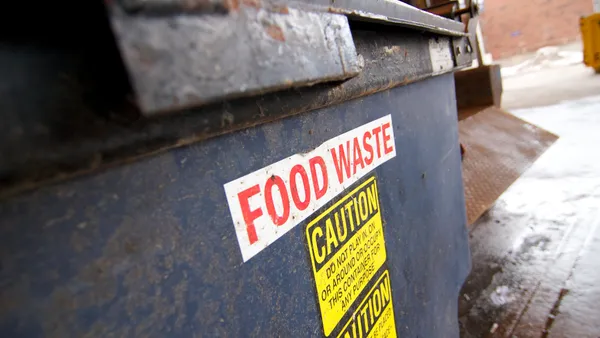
0, 1, 474, 337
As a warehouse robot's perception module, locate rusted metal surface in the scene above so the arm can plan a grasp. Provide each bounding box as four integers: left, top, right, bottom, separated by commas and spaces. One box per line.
455, 65, 503, 120
452, 35, 475, 68
107, 0, 476, 115
0, 10, 471, 200
427, 2, 456, 17
466, 16, 484, 67
115, 0, 468, 36
108, 4, 362, 114
459, 107, 558, 226
422, 0, 478, 21
285, 0, 467, 37
115, 0, 470, 38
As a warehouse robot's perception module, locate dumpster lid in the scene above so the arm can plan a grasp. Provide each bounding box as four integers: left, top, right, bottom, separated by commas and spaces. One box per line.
106, 0, 469, 115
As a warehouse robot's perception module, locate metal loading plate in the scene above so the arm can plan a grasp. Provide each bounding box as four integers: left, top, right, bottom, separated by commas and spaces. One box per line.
459, 107, 558, 226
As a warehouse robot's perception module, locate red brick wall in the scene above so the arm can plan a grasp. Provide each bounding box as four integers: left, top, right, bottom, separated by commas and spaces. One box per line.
480, 0, 593, 59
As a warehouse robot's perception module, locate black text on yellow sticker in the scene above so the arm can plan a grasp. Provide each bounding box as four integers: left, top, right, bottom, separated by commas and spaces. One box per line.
306, 176, 388, 336
337, 270, 397, 338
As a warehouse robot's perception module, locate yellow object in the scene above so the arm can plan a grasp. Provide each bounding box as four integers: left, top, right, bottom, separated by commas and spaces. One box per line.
305, 175, 395, 336
581, 13, 600, 73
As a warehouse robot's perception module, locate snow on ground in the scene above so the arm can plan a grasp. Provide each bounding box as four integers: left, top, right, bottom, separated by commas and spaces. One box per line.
501, 46, 583, 78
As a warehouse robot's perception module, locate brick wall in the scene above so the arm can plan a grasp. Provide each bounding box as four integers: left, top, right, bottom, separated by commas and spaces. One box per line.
480, 0, 593, 59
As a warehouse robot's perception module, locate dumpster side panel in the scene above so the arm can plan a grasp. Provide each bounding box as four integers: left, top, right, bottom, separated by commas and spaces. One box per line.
0, 74, 469, 337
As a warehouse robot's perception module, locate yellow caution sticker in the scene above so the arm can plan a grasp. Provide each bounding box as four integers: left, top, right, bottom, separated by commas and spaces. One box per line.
337, 271, 397, 338
305, 175, 392, 336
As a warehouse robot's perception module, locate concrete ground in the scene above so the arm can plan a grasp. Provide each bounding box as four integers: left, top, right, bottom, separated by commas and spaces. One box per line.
459, 47, 600, 337
500, 42, 600, 110
502, 65, 600, 110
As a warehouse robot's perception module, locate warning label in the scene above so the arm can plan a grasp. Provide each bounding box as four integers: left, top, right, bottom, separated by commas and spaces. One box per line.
305, 175, 388, 336
337, 271, 397, 338
224, 115, 396, 262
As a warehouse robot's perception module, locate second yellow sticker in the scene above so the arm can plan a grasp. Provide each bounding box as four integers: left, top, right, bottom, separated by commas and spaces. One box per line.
306, 175, 388, 336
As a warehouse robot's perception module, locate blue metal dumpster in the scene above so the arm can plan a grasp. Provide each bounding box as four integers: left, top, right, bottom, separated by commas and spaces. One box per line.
0, 1, 473, 337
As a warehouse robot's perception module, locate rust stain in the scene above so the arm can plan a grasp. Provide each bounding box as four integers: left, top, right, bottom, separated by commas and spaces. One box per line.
264, 24, 285, 42
224, 0, 239, 11
460, 107, 558, 226
181, 0, 240, 11
182, 0, 208, 10
270, 5, 289, 14
327, 7, 345, 14
383, 46, 402, 56
242, 0, 261, 8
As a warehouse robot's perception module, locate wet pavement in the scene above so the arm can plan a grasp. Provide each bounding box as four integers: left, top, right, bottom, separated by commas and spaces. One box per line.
459, 95, 600, 338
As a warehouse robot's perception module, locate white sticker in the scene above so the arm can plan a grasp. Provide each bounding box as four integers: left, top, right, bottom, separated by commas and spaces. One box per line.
429, 37, 454, 74
224, 115, 397, 262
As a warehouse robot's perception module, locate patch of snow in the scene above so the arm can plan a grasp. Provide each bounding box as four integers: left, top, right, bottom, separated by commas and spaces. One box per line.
490, 285, 512, 306
501, 46, 583, 78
